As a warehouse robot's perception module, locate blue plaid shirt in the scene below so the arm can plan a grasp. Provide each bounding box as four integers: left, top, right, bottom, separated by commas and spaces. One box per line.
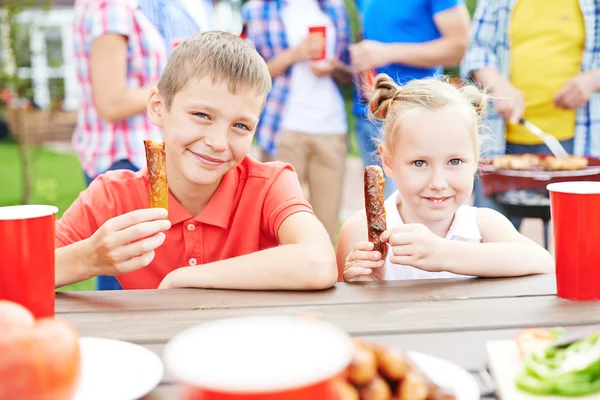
241, 0, 352, 155
139, 0, 216, 57
460, 0, 600, 156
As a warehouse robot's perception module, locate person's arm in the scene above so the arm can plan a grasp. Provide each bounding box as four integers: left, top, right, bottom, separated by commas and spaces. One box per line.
554, 68, 600, 110
86, 2, 156, 123
459, 1, 524, 122
350, 4, 470, 71
55, 239, 98, 288
159, 211, 338, 290
383, 4, 470, 68
90, 34, 155, 123
459, 0, 499, 81
336, 211, 368, 281
54, 176, 170, 288
241, 3, 325, 78
441, 208, 554, 277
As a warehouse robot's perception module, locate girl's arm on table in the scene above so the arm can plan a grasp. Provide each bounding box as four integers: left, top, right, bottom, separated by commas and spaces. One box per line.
441, 208, 554, 277
159, 212, 338, 290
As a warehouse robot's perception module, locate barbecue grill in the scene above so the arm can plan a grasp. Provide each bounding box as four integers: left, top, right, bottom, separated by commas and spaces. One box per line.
479, 155, 600, 248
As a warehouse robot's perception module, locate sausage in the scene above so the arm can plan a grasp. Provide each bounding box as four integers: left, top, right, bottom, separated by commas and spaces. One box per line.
373, 346, 409, 381
347, 339, 378, 385
358, 374, 392, 400
144, 139, 168, 211
394, 370, 429, 400
336, 379, 360, 400
364, 165, 387, 258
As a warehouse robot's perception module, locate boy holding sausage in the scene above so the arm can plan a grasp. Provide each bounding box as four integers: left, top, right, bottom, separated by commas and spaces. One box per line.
55, 31, 337, 291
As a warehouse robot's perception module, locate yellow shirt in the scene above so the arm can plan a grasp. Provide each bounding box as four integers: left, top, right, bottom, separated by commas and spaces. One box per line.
506, 0, 585, 145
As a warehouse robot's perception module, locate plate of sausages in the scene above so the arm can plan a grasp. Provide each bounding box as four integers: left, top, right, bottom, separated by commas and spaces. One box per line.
337, 338, 480, 400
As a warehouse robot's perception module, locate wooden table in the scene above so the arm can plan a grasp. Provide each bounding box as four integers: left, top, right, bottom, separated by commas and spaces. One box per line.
56, 274, 600, 399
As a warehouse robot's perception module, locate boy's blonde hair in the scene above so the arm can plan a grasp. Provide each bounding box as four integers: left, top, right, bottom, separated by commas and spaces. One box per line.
368, 74, 488, 158
157, 31, 272, 109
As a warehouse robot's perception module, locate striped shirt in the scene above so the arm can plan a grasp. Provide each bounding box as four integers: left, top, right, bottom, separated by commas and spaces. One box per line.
460, 0, 600, 156
139, 0, 216, 56
72, 0, 167, 178
241, 0, 351, 156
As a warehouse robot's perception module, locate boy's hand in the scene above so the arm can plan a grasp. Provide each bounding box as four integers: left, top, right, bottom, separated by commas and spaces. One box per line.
88, 208, 171, 277
343, 241, 386, 282
381, 224, 446, 272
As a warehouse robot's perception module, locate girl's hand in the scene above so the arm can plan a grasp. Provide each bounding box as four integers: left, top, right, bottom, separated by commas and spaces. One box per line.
87, 208, 171, 277
343, 241, 386, 282
381, 224, 447, 272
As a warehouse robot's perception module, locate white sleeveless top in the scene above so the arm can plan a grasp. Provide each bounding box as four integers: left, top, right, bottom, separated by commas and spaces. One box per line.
360, 191, 482, 281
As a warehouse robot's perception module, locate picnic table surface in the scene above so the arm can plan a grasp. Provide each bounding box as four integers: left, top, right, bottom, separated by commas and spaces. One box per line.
56, 274, 600, 399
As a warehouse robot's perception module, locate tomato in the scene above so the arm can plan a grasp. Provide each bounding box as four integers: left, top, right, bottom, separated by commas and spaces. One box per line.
515, 328, 557, 358
0, 301, 81, 400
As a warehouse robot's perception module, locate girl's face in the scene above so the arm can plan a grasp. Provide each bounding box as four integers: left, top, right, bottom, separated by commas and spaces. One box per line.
381, 106, 478, 227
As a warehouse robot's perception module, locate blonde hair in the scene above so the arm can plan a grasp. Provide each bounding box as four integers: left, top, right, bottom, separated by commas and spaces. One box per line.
368, 74, 487, 158
157, 31, 272, 109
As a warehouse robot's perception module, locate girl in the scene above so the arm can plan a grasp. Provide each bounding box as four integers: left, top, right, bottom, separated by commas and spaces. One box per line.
337, 74, 554, 282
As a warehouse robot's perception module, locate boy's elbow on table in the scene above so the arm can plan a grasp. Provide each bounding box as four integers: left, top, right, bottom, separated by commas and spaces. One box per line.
299, 244, 338, 290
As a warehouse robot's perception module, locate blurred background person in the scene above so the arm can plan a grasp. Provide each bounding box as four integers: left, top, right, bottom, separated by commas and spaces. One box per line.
350, 0, 470, 198
461, 0, 600, 231
139, 0, 217, 55
242, 0, 353, 242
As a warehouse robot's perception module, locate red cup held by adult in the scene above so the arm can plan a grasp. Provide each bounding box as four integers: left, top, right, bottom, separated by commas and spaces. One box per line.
547, 181, 600, 301
163, 315, 354, 400
308, 26, 327, 60
0, 205, 58, 318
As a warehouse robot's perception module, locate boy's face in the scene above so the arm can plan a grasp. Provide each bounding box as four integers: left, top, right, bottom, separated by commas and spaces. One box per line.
148, 76, 264, 187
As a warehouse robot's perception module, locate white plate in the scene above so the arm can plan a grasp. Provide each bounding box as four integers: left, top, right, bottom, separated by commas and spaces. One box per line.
74, 337, 164, 400
409, 351, 480, 400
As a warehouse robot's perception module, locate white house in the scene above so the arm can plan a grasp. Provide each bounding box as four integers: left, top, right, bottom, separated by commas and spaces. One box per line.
3, 0, 243, 112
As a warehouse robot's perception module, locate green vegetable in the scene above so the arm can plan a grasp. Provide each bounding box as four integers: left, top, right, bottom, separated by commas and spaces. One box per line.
517, 331, 600, 397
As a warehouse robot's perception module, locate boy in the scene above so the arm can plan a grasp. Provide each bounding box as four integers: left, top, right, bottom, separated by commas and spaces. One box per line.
55, 31, 337, 291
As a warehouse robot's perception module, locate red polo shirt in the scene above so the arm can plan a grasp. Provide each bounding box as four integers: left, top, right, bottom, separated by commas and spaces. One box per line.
56, 157, 314, 289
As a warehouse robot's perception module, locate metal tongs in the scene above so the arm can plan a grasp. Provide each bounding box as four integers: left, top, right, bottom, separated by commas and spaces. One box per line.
519, 118, 569, 158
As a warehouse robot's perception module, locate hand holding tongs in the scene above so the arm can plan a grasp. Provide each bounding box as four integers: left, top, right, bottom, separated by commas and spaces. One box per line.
518, 118, 569, 158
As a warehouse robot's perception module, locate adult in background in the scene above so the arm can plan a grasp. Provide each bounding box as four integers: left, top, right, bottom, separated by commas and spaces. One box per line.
350, 0, 470, 198
460, 0, 600, 230
139, 0, 217, 56
242, 0, 353, 242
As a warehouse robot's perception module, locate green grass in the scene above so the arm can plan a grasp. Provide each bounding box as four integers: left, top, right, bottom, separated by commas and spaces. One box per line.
0, 138, 96, 291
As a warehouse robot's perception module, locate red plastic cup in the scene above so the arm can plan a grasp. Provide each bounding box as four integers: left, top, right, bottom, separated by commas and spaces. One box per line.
0, 205, 58, 318
163, 315, 354, 400
547, 181, 600, 301
308, 26, 326, 60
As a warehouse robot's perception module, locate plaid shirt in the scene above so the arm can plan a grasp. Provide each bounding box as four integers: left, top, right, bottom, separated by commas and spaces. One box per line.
139, 0, 216, 57
460, 0, 600, 156
241, 0, 351, 155
72, 0, 167, 178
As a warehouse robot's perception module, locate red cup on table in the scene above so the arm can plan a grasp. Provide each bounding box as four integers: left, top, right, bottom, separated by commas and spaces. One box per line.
308, 26, 327, 60
547, 181, 600, 301
0, 205, 58, 318
163, 315, 354, 400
